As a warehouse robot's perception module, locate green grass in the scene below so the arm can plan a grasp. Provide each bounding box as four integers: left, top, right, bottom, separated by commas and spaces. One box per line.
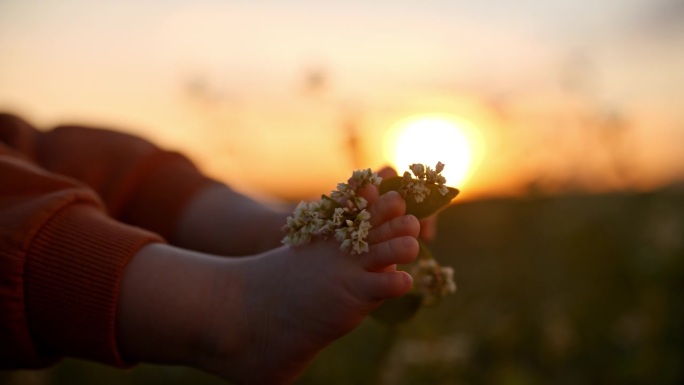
302, 186, 684, 384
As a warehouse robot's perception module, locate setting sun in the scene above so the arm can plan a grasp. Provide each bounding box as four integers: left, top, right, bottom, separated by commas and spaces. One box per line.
383, 114, 482, 188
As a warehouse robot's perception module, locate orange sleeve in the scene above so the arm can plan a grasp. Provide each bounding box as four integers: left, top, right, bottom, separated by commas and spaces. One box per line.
0, 113, 215, 368
0, 148, 163, 368
0, 113, 218, 242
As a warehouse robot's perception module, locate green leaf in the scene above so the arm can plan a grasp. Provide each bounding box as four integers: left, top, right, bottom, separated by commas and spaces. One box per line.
319, 195, 341, 217
379, 176, 459, 219
378, 176, 404, 195
370, 241, 436, 324
321, 194, 340, 207
370, 293, 423, 325
417, 238, 435, 261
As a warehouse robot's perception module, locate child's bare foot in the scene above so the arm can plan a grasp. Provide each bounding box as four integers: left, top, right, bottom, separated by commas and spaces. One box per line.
196, 191, 420, 384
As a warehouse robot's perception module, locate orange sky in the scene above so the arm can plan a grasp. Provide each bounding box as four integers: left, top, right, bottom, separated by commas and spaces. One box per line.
1, 1, 683, 202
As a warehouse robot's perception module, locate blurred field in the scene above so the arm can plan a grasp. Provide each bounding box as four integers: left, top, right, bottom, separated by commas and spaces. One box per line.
304, 185, 684, 384
2, 185, 683, 385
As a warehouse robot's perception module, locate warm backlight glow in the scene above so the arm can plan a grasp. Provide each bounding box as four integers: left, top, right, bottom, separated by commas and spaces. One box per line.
384, 115, 481, 188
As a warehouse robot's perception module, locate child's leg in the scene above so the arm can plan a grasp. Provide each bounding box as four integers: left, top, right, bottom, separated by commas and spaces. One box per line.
117, 191, 419, 385
197, 191, 419, 384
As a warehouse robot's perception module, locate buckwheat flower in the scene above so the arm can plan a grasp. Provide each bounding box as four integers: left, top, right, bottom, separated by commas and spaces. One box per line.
350, 168, 382, 189
351, 210, 372, 253
352, 210, 372, 240
282, 200, 327, 246
344, 198, 358, 210
282, 229, 303, 247
355, 219, 372, 241
403, 179, 429, 203
410, 163, 426, 179
441, 266, 457, 294
319, 195, 334, 211
348, 231, 369, 254
331, 207, 348, 227
351, 169, 371, 184
401, 171, 411, 184
400, 167, 437, 203
418, 257, 438, 269
330, 170, 378, 210
351, 195, 368, 210
369, 172, 382, 186
339, 232, 355, 254
350, 237, 368, 255
317, 217, 337, 239
410, 258, 456, 304
420, 274, 435, 288
425, 168, 438, 184
335, 226, 351, 243
356, 208, 371, 224
335, 209, 372, 254
282, 168, 378, 254
425, 162, 449, 196
340, 239, 353, 253
330, 183, 351, 201
282, 223, 311, 247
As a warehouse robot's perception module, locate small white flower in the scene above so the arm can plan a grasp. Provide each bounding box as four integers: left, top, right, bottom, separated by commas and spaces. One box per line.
355, 216, 372, 240
282, 168, 378, 254
356, 209, 371, 222
399, 162, 450, 202
351, 169, 369, 182
426, 168, 438, 184
409, 258, 456, 304
330, 183, 350, 201
353, 196, 368, 210
410, 163, 425, 179
335, 226, 350, 242
340, 238, 352, 253
351, 238, 368, 254
441, 266, 457, 294
282, 200, 331, 246
331, 207, 347, 226
402, 171, 413, 183
349, 168, 379, 188
405, 180, 429, 203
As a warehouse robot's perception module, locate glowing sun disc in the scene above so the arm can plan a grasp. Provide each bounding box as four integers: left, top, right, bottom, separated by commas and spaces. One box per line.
384, 115, 477, 188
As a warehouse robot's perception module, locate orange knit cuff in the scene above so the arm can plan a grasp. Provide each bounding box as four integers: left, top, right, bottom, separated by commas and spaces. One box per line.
118, 151, 219, 243
24, 203, 163, 367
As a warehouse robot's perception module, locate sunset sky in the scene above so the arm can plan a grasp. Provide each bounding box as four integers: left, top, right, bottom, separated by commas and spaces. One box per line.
1, 0, 683, 202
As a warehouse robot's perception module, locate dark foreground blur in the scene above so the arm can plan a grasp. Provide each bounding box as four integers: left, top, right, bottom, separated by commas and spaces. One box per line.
2, 185, 683, 385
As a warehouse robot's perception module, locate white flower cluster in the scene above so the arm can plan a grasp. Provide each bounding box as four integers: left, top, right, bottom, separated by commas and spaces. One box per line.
411, 258, 458, 305
282, 169, 382, 254
400, 162, 449, 203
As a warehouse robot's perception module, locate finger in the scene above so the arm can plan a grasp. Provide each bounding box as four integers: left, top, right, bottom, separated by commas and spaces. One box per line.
367, 191, 406, 227
381, 264, 397, 272
357, 271, 413, 301
356, 183, 380, 207
419, 214, 438, 242
362, 236, 419, 272
366, 214, 420, 245
377, 166, 398, 179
